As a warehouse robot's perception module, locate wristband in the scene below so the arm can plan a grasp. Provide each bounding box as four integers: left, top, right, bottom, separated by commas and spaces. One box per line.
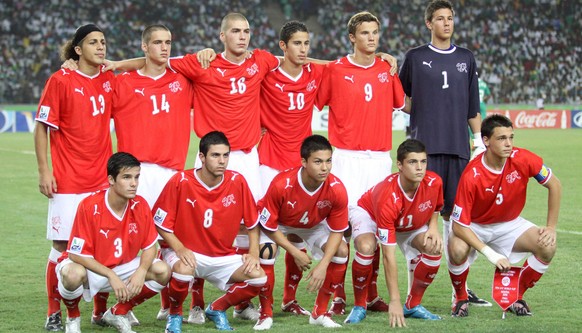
481, 245, 505, 265
473, 132, 484, 148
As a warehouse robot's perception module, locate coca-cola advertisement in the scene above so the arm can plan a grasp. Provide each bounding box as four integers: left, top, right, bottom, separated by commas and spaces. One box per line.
489, 110, 571, 129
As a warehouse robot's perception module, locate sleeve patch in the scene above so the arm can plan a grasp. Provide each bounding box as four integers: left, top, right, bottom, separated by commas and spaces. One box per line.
258, 207, 271, 225
452, 204, 463, 221
377, 228, 389, 244
37, 106, 50, 120
153, 208, 168, 225
69, 237, 85, 254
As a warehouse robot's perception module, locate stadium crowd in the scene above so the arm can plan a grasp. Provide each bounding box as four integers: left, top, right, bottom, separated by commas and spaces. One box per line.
1, 0, 580, 104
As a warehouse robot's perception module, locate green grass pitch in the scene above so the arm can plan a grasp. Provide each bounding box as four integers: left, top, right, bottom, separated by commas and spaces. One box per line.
0, 129, 580, 332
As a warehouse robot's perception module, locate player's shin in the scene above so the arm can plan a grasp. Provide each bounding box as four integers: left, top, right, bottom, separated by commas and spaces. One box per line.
352, 252, 374, 307
211, 276, 267, 311
282, 244, 306, 304
259, 259, 276, 317
168, 273, 193, 315
406, 254, 441, 309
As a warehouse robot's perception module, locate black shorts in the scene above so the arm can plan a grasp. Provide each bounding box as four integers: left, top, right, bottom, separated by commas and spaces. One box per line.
427, 154, 468, 216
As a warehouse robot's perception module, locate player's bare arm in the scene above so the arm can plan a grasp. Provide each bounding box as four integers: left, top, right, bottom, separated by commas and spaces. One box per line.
381, 244, 406, 327
125, 244, 157, 299
263, 228, 312, 271
306, 231, 343, 292
452, 222, 511, 271
402, 96, 412, 114
375, 52, 398, 75
156, 227, 197, 269
240, 226, 261, 274
68, 253, 130, 303
34, 122, 57, 197
539, 174, 561, 247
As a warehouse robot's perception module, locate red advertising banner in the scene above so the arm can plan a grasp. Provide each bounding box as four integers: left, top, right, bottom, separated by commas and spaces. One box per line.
492, 267, 521, 311
488, 110, 571, 129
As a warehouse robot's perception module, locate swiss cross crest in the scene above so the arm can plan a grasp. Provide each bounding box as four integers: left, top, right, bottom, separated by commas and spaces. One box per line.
103, 81, 112, 92
456, 63, 468, 73
377, 72, 389, 83
246, 64, 259, 76
169, 81, 182, 93
129, 223, 138, 234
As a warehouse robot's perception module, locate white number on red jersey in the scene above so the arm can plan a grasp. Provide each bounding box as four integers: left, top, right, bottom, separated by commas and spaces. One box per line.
90, 95, 105, 116
150, 94, 170, 115
398, 214, 413, 229
113, 237, 122, 258
495, 193, 503, 205
299, 211, 309, 225
287, 92, 305, 110
203, 209, 213, 228
364, 83, 373, 102
229, 77, 247, 94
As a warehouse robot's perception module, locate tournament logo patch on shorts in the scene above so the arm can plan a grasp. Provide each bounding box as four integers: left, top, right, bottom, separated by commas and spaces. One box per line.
69, 237, 85, 254
259, 207, 271, 225
154, 208, 168, 225
452, 204, 462, 221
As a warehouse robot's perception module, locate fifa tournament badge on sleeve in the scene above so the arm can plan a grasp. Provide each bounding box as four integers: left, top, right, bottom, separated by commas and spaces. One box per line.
492, 267, 521, 319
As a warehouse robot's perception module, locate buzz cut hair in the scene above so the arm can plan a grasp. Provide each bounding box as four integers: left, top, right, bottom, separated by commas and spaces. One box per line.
142, 24, 171, 44
280, 21, 309, 44
425, 0, 455, 22
221, 13, 248, 32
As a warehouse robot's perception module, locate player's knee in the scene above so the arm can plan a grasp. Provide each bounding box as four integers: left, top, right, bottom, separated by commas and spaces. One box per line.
173, 261, 195, 276
259, 242, 278, 260
447, 240, 470, 265
150, 261, 171, 285
335, 241, 349, 258
60, 263, 86, 289
246, 266, 266, 279
535, 241, 557, 263
353, 235, 376, 255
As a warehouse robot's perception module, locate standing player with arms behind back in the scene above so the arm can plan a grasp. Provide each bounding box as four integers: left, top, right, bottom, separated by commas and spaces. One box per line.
447, 114, 561, 317
399, 0, 490, 308
34, 24, 114, 331
316, 11, 405, 322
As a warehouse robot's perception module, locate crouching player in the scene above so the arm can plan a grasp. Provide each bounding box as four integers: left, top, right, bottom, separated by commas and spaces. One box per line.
348, 139, 444, 327
254, 135, 349, 330
57, 152, 171, 333
153, 131, 266, 332
448, 114, 561, 317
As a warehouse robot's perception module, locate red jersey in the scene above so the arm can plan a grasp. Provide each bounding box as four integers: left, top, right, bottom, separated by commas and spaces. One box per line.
36, 68, 114, 193
258, 168, 349, 232
258, 63, 325, 170
315, 56, 405, 151
168, 50, 279, 151
112, 69, 193, 170
451, 148, 550, 226
153, 169, 258, 257
66, 191, 158, 268
358, 171, 443, 245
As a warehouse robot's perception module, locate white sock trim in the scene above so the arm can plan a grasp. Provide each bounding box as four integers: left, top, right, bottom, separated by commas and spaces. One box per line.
331, 256, 348, 264
245, 276, 267, 286
49, 248, 62, 263
58, 280, 83, 300
145, 280, 165, 293
260, 258, 276, 266
172, 272, 194, 283
527, 255, 549, 273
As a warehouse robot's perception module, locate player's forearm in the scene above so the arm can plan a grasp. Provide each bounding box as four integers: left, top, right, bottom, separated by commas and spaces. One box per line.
382, 246, 401, 302
33, 122, 50, 172
468, 113, 482, 133
137, 245, 157, 273
318, 231, 343, 266
545, 175, 562, 228
264, 229, 303, 257
156, 228, 187, 252
246, 227, 261, 258
452, 222, 487, 252
402, 96, 412, 114
69, 253, 117, 280
114, 57, 146, 71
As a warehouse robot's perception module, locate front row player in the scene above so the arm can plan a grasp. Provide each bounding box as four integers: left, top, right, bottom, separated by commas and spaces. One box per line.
153, 131, 266, 332
348, 139, 444, 327
255, 135, 349, 330
56, 152, 171, 333
448, 114, 561, 317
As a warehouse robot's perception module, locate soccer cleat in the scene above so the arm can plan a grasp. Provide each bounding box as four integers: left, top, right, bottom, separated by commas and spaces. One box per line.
205, 306, 233, 331
328, 297, 346, 315
91, 313, 108, 327
126, 310, 140, 326
366, 296, 389, 312
309, 313, 342, 328
281, 300, 310, 316
157, 308, 170, 321
102, 309, 136, 333
344, 306, 366, 324
45, 312, 64, 331
451, 299, 470, 317
403, 304, 442, 320
508, 300, 533, 316
233, 302, 260, 321
187, 306, 206, 324
65, 317, 81, 333
253, 314, 273, 330
165, 314, 183, 333
467, 289, 492, 307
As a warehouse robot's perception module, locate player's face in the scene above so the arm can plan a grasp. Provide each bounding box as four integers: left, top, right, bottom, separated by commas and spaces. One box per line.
349, 21, 379, 54
302, 149, 332, 184
109, 166, 140, 200
397, 152, 427, 184
280, 31, 310, 66
143, 30, 172, 65
200, 144, 230, 178
426, 8, 454, 42
76, 31, 106, 67
484, 126, 514, 159
220, 19, 251, 57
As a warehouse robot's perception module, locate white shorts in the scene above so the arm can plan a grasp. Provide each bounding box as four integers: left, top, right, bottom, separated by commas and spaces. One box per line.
47, 192, 92, 241
350, 206, 378, 240
259, 222, 340, 261
196, 147, 261, 202
56, 257, 161, 302
161, 248, 244, 291
332, 148, 392, 207
258, 164, 280, 199
454, 216, 536, 264
137, 163, 177, 208
396, 226, 429, 260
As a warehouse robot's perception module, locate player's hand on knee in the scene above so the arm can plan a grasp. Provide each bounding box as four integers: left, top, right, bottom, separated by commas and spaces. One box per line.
538, 226, 557, 247
177, 247, 197, 269
241, 254, 260, 274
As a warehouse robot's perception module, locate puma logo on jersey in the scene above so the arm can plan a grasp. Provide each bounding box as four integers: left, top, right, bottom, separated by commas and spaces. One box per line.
511, 150, 518, 158
275, 83, 285, 92
485, 185, 495, 193
231, 173, 239, 181
422, 61, 433, 68
427, 176, 436, 186
134, 88, 145, 96
186, 198, 196, 207
284, 178, 293, 189
99, 229, 110, 239
60, 69, 70, 75
74, 87, 84, 96
287, 201, 297, 209
179, 172, 188, 182
216, 68, 227, 77
93, 204, 100, 215
473, 167, 481, 178
344, 75, 354, 83
330, 178, 341, 187
130, 200, 140, 210
392, 192, 400, 203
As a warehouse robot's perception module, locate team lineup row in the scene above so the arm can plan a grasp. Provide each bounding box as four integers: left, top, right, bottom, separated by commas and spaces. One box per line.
34, 1, 561, 332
